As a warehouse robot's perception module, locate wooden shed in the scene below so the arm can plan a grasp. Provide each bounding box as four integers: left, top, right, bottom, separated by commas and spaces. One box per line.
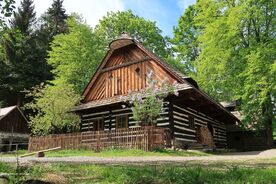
0, 106, 29, 151
72, 33, 239, 149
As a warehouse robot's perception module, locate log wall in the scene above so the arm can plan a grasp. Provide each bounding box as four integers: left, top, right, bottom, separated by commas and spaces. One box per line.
81, 102, 170, 132
80, 102, 227, 148
172, 104, 227, 147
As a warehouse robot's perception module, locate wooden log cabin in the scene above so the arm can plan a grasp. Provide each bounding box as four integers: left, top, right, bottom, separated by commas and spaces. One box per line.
72, 33, 239, 149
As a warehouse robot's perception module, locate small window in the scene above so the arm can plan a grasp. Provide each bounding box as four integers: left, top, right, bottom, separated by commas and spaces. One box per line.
93, 118, 105, 131
116, 115, 128, 129
188, 115, 195, 129
135, 67, 140, 75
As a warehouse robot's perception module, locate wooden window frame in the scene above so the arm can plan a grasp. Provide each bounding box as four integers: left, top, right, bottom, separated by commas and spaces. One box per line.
93, 118, 105, 131
116, 115, 128, 129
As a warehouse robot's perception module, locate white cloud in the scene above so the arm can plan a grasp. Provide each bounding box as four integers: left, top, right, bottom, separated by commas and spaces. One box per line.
63, 0, 125, 27
16, 0, 125, 28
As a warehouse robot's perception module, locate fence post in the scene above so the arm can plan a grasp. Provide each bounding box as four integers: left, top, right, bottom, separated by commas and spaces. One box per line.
96, 131, 100, 152
28, 137, 31, 152
60, 135, 62, 149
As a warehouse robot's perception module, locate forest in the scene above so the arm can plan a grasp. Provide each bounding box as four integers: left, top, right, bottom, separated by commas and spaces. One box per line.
0, 0, 275, 136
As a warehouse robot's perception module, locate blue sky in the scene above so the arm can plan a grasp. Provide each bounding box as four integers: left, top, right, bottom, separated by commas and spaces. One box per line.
123, 0, 196, 36
16, 0, 196, 37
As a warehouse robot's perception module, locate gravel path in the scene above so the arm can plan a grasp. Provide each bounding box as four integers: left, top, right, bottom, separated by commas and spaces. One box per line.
1, 149, 276, 165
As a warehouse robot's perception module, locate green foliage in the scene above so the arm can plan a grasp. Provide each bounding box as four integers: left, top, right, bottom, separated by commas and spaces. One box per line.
171, 5, 200, 75
95, 10, 170, 58
0, 0, 68, 107
173, 0, 276, 131
37, 0, 68, 50
24, 82, 81, 135
10, 0, 35, 34
39, 0, 68, 37
0, 0, 52, 106
240, 44, 276, 130
0, 162, 13, 172
48, 15, 104, 94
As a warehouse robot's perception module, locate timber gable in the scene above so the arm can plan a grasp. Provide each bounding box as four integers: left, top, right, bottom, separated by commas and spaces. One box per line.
83, 37, 185, 102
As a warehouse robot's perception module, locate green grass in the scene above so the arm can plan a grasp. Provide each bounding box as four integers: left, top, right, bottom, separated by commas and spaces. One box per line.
0, 162, 13, 173
2, 162, 276, 184
45, 148, 209, 157
0, 149, 28, 157
1, 148, 209, 157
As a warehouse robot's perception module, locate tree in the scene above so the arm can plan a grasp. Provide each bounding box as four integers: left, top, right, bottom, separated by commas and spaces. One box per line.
39, 0, 68, 38
94, 10, 170, 58
191, 0, 275, 145
33, 0, 69, 84
36, 0, 68, 51
25, 16, 96, 134
0, 0, 67, 105
171, 5, 200, 75
10, 0, 35, 34
0, 0, 39, 105
25, 81, 80, 135
0, 0, 15, 107
47, 15, 104, 94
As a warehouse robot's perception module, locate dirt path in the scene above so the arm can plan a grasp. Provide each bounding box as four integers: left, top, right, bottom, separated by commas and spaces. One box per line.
1, 149, 276, 165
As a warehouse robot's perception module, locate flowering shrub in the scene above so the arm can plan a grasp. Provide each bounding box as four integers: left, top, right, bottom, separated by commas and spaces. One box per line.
120, 71, 179, 126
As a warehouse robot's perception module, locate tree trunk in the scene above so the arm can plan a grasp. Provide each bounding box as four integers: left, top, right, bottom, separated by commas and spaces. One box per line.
263, 94, 274, 148
265, 118, 274, 148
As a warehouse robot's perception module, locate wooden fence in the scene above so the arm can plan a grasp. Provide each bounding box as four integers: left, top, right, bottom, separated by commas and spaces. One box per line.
28, 126, 170, 152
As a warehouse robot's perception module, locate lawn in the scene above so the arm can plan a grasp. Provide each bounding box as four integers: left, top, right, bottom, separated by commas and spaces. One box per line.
0, 148, 209, 157
1, 162, 276, 184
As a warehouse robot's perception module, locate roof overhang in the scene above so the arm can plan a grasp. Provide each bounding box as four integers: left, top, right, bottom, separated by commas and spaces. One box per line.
71, 84, 192, 112
170, 88, 239, 124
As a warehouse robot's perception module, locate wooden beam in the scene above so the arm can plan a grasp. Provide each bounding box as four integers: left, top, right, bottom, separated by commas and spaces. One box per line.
100, 57, 151, 73
20, 146, 61, 157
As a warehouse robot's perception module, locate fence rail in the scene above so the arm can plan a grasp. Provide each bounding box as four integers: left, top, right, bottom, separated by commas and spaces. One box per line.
28, 126, 169, 152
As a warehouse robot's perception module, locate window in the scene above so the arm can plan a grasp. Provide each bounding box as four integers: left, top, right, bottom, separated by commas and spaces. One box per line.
93, 118, 104, 131
117, 77, 122, 95
135, 67, 140, 75
116, 115, 128, 129
188, 115, 195, 129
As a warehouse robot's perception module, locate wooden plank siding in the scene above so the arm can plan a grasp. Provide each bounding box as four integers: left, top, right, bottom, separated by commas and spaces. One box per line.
0, 107, 29, 134
83, 44, 179, 102
171, 104, 227, 147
